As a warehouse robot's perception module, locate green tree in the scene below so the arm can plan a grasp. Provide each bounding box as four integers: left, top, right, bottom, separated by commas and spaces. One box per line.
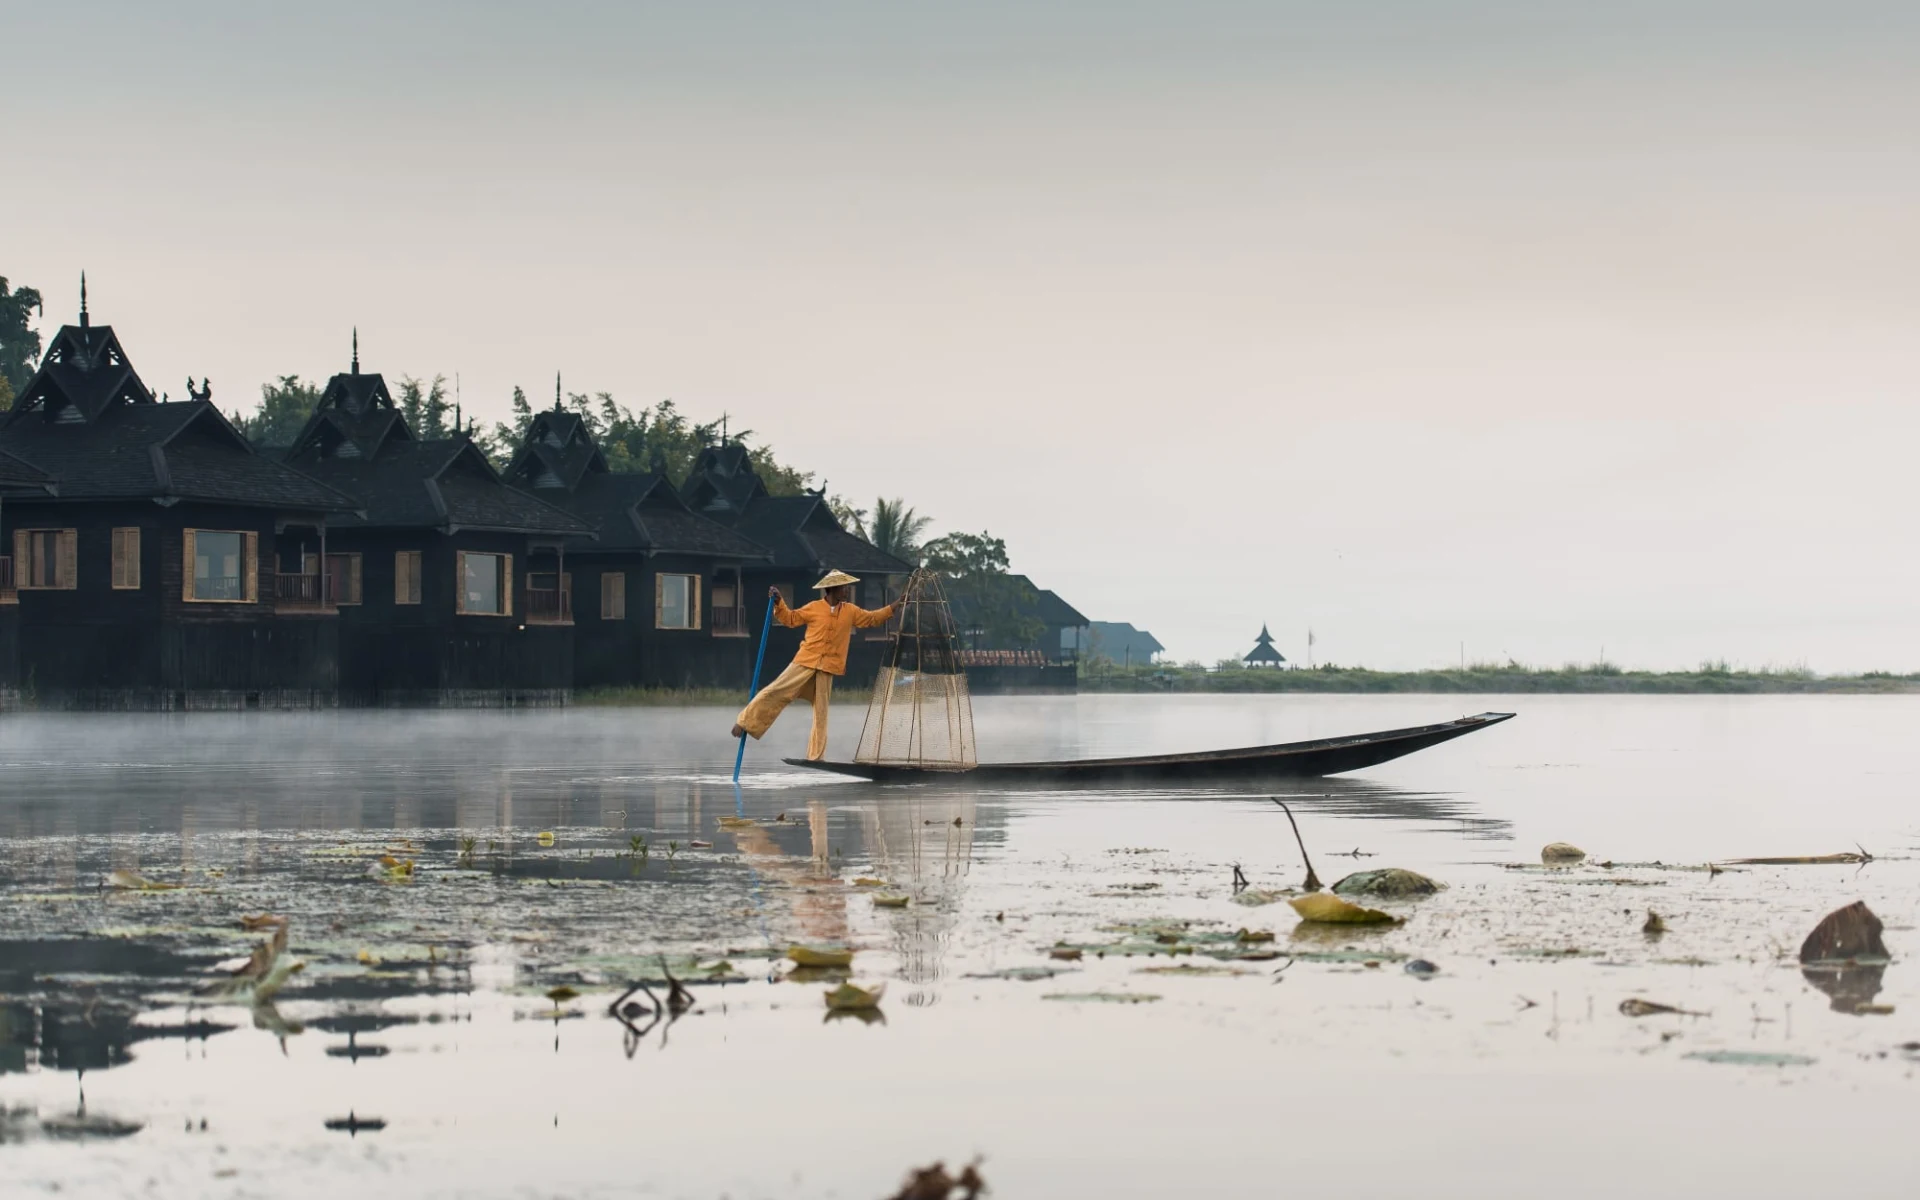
479, 386, 818, 496
921, 531, 1044, 650
1, 276, 45, 400
868, 498, 932, 565
0, 375, 13, 412
234, 375, 321, 446
395, 374, 453, 439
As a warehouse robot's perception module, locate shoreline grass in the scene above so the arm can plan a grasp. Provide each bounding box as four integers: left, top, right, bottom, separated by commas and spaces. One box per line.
1078, 663, 1920, 695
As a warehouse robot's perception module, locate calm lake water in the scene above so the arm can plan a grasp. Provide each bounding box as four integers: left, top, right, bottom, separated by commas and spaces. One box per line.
2, 695, 1916, 1199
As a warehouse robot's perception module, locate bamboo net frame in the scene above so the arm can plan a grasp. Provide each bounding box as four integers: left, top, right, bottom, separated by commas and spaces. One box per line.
854, 569, 978, 769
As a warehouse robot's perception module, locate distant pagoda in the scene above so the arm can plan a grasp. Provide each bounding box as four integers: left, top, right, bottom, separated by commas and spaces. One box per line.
1243, 624, 1287, 668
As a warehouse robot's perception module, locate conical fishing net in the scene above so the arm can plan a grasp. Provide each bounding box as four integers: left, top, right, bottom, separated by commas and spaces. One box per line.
855, 570, 977, 769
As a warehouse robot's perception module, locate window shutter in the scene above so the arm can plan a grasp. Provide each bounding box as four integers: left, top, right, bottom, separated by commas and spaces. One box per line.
561, 572, 572, 619
244, 532, 259, 603
501, 554, 513, 617
654, 572, 664, 628
692, 573, 702, 631
182, 530, 197, 601
454, 551, 468, 614
395, 551, 409, 604
349, 554, 362, 604
12, 530, 25, 583
58, 529, 77, 590
127, 528, 141, 589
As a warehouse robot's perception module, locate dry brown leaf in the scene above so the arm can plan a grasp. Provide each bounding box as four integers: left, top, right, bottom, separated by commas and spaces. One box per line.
788, 944, 854, 968
1288, 892, 1400, 925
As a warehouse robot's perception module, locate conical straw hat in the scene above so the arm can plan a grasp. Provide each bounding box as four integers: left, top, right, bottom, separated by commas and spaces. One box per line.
814, 569, 860, 589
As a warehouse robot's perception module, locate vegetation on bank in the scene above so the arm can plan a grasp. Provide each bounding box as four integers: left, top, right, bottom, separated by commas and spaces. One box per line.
1080, 662, 1920, 695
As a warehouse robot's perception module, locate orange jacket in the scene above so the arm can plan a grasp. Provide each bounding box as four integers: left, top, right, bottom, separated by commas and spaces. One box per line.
775, 597, 896, 676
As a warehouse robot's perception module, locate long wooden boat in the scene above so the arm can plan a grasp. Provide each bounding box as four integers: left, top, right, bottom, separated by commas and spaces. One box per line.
786, 711, 1514, 784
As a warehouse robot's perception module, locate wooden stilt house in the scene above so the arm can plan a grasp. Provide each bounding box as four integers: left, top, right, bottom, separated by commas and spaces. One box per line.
0, 298, 362, 708
502, 404, 772, 690
277, 348, 593, 705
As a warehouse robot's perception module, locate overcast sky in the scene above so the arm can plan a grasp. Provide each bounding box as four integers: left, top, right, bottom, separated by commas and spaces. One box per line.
5, 1, 1916, 670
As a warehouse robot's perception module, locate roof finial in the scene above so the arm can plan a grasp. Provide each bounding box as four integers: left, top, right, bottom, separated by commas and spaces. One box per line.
455, 373, 463, 435
351, 327, 359, 374
79, 271, 89, 328
555, 371, 562, 410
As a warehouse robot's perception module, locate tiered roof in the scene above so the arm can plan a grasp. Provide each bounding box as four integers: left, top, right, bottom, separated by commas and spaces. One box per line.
0, 299, 356, 512
283, 352, 587, 536
682, 444, 911, 576
503, 407, 766, 558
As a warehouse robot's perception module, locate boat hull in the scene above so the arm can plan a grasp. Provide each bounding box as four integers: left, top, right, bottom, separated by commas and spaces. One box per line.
784, 711, 1514, 784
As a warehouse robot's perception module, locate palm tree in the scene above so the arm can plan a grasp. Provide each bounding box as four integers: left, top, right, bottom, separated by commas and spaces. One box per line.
869, 497, 932, 565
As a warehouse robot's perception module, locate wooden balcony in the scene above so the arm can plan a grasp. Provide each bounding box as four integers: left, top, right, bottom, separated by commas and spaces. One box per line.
272, 571, 334, 614
711, 605, 747, 637
526, 573, 572, 625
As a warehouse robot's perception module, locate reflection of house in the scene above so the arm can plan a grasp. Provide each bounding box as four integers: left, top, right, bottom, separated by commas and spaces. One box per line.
278, 347, 592, 703
681, 442, 911, 683
502, 403, 771, 689
0, 299, 361, 706
1243, 624, 1286, 668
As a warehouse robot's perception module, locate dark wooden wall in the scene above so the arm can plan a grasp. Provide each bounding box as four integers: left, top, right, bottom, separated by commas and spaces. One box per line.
571, 553, 757, 691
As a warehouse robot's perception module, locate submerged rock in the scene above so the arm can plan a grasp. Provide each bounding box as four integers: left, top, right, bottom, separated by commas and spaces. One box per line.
1332, 868, 1444, 898
1541, 842, 1587, 864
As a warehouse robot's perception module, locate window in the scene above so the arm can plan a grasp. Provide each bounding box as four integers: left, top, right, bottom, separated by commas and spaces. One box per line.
111, 528, 141, 589
326, 553, 362, 605
184, 529, 256, 603
14, 529, 77, 589
395, 550, 422, 605
456, 551, 512, 616
601, 571, 626, 620
656, 572, 701, 630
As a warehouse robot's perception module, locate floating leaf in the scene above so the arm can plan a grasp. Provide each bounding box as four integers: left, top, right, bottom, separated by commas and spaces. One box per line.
1684, 1050, 1816, 1067
1332, 868, 1443, 898
1541, 842, 1587, 864
851, 877, 886, 887
964, 966, 1069, 981
1041, 992, 1161, 1004
1405, 959, 1439, 978
1231, 889, 1293, 908
1049, 946, 1083, 962
718, 817, 757, 830
106, 869, 179, 892
1799, 901, 1889, 964
1620, 998, 1705, 1017
1234, 928, 1275, 944
1135, 964, 1252, 977
1643, 910, 1668, 935
824, 981, 885, 1011
788, 944, 854, 968
1727, 851, 1869, 866
873, 894, 911, 908
1288, 892, 1400, 925
356, 949, 380, 965
240, 914, 286, 931
535, 832, 556, 848
545, 985, 581, 1004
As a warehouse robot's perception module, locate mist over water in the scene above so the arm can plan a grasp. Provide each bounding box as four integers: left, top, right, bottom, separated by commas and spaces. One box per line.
2, 696, 1916, 1197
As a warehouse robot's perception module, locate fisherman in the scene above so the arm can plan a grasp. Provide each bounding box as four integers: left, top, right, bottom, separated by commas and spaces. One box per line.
731, 570, 899, 761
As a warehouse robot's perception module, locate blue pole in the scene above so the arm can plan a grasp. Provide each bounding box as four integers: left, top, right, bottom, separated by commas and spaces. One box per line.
733, 594, 777, 783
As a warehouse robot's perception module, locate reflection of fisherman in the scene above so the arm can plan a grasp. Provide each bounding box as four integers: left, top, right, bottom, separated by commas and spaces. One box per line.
730, 570, 898, 761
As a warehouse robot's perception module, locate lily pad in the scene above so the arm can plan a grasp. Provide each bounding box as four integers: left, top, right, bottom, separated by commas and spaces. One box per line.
1331, 869, 1443, 899
1134, 964, 1253, 977
824, 981, 884, 1011
1289, 893, 1400, 926
1041, 992, 1162, 1004
964, 966, 1073, 981
788, 944, 854, 968
1684, 1050, 1816, 1067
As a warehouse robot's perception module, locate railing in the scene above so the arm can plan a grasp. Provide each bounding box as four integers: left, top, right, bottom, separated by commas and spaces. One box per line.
526, 573, 572, 624
711, 605, 746, 636
273, 572, 329, 609
959, 649, 1049, 667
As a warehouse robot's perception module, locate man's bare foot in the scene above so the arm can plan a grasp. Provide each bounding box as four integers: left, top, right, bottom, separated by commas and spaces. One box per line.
730, 724, 746, 739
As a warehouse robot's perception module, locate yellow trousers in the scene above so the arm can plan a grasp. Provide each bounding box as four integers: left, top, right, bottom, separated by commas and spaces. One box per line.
736, 662, 834, 760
